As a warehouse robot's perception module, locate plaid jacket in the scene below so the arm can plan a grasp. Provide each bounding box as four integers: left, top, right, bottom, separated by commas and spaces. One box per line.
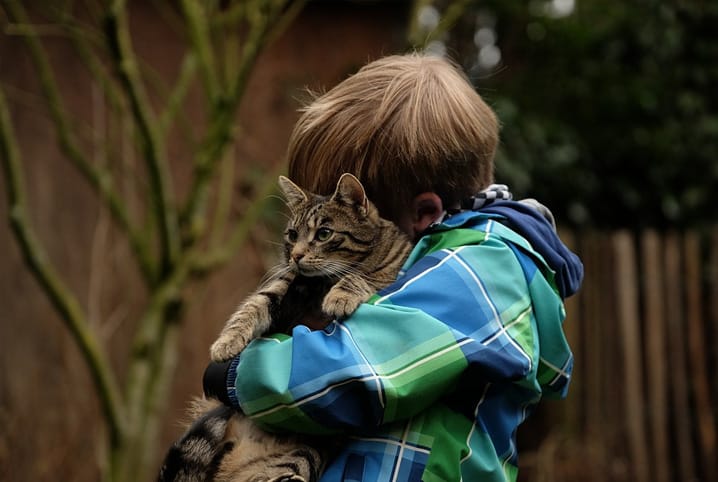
226, 209, 580, 481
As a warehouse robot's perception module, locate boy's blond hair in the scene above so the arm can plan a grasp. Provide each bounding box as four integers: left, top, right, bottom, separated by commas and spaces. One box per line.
287, 53, 499, 222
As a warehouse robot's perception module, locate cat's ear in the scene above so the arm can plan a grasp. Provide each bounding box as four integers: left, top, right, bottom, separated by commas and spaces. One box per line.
332, 173, 368, 213
278, 176, 308, 210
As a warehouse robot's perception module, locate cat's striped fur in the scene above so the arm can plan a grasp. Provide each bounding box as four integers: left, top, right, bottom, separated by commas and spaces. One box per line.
159, 398, 324, 482
159, 174, 413, 482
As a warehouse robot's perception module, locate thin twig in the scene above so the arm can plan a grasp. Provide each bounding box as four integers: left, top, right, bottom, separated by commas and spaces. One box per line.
192, 162, 284, 274
55, 13, 126, 115
159, 51, 198, 136
407, 0, 433, 48
408, 0, 473, 49
180, 0, 220, 101
213, 1, 247, 28
181, 0, 302, 245
264, 0, 307, 47
209, 143, 236, 247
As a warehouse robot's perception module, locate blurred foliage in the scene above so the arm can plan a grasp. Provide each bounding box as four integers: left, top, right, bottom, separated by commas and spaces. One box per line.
442, 0, 718, 229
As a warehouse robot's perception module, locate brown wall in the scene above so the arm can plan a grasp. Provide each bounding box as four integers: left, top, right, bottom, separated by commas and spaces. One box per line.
0, 3, 409, 480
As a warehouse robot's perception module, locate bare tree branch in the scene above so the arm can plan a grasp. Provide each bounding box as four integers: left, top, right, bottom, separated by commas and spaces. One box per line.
264, 0, 307, 47
209, 146, 236, 247
179, 0, 220, 102
104, 0, 180, 274
1, 2, 310, 479
138, 319, 182, 477
1, 0, 156, 283
436, 0, 474, 41
159, 52, 198, 136
53, 11, 126, 115
181, 0, 305, 245
407, 0, 433, 48
192, 162, 285, 274
0, 85, 125, 447
120, 251, 193, 478
408, 0, 474, 49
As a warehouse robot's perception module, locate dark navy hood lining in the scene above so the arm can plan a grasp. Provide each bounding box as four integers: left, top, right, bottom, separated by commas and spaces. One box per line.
437, 200, 584, 299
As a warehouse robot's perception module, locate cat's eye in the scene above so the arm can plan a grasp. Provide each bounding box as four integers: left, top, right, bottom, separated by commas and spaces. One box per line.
286, 229, 298, 243
315, 227, 333, 241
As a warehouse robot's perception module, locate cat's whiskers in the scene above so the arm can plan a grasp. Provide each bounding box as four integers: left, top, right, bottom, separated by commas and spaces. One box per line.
259, 263, 294, 286
326, 259, 401, 284
263, 239, 285, 248
319, 260, 369, 282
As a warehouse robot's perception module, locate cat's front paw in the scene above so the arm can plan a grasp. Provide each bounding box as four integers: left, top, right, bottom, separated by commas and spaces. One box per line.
210, 332, 250, 362
322, 288, 363, 320
210, 303, 269, 362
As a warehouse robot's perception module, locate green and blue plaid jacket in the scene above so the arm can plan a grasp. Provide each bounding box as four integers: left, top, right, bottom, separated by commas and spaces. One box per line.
227, 208, 581, 481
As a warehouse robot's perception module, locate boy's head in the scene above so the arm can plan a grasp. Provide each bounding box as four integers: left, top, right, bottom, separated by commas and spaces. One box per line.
286, 53, 499, 233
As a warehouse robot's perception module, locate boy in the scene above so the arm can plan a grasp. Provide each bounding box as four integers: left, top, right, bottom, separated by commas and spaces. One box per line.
204, 53, 582, 481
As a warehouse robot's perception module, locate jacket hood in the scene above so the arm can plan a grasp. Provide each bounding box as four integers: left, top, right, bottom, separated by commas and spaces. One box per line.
477, 200, 583, 299
422, 199, 579, 398
436, 200, 583, 299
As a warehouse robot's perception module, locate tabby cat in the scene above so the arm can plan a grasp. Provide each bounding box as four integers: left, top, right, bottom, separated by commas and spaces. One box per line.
159, 173, 413, 482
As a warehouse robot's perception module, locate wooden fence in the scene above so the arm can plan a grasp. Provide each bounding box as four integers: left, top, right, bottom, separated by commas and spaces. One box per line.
518, 229, 718, 482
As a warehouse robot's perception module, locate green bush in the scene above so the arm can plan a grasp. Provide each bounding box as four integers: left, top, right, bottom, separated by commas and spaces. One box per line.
450, 0, 718, 228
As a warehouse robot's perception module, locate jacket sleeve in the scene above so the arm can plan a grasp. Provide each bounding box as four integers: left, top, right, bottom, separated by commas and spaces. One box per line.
229, 236, 548, 435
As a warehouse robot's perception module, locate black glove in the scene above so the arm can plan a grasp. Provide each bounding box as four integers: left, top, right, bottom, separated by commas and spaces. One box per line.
202, 359, 233, 406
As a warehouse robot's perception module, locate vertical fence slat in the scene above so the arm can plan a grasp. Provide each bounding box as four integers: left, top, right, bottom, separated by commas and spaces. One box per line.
712, 228, 718, 467
558, 229, 581, 438
529, 228, 718, 481
583, 232, 605, 477
641, 231, 670, 482
602, 233, 625, 476
665, 232, 696, 481
684, 233, 717, 481
612, 231, 648, 482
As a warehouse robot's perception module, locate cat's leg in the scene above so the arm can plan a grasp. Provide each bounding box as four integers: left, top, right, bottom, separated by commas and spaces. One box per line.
210, 271, 296, 362
321, 275, 374, 319
214, 419, 325, 482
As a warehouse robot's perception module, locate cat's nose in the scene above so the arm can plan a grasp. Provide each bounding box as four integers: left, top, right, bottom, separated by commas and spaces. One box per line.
291, 251, 304, 263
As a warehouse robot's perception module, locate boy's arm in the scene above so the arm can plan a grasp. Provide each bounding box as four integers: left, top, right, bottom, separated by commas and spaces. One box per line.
214, 236, 547, 435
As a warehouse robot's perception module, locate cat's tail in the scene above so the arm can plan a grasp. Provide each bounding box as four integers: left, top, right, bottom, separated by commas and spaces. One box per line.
158, 398, 235, 482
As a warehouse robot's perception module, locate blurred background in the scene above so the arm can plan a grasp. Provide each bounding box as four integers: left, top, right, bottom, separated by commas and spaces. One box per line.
0, 0, 716, 481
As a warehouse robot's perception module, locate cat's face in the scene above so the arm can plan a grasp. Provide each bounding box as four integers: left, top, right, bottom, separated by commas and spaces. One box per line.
279, 174, 380, 278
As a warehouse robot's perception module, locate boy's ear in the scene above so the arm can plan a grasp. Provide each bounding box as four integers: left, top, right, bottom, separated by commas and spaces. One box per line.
278, 176, 308, 209
411, 192, 443, 235
332, 173, 368, 211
